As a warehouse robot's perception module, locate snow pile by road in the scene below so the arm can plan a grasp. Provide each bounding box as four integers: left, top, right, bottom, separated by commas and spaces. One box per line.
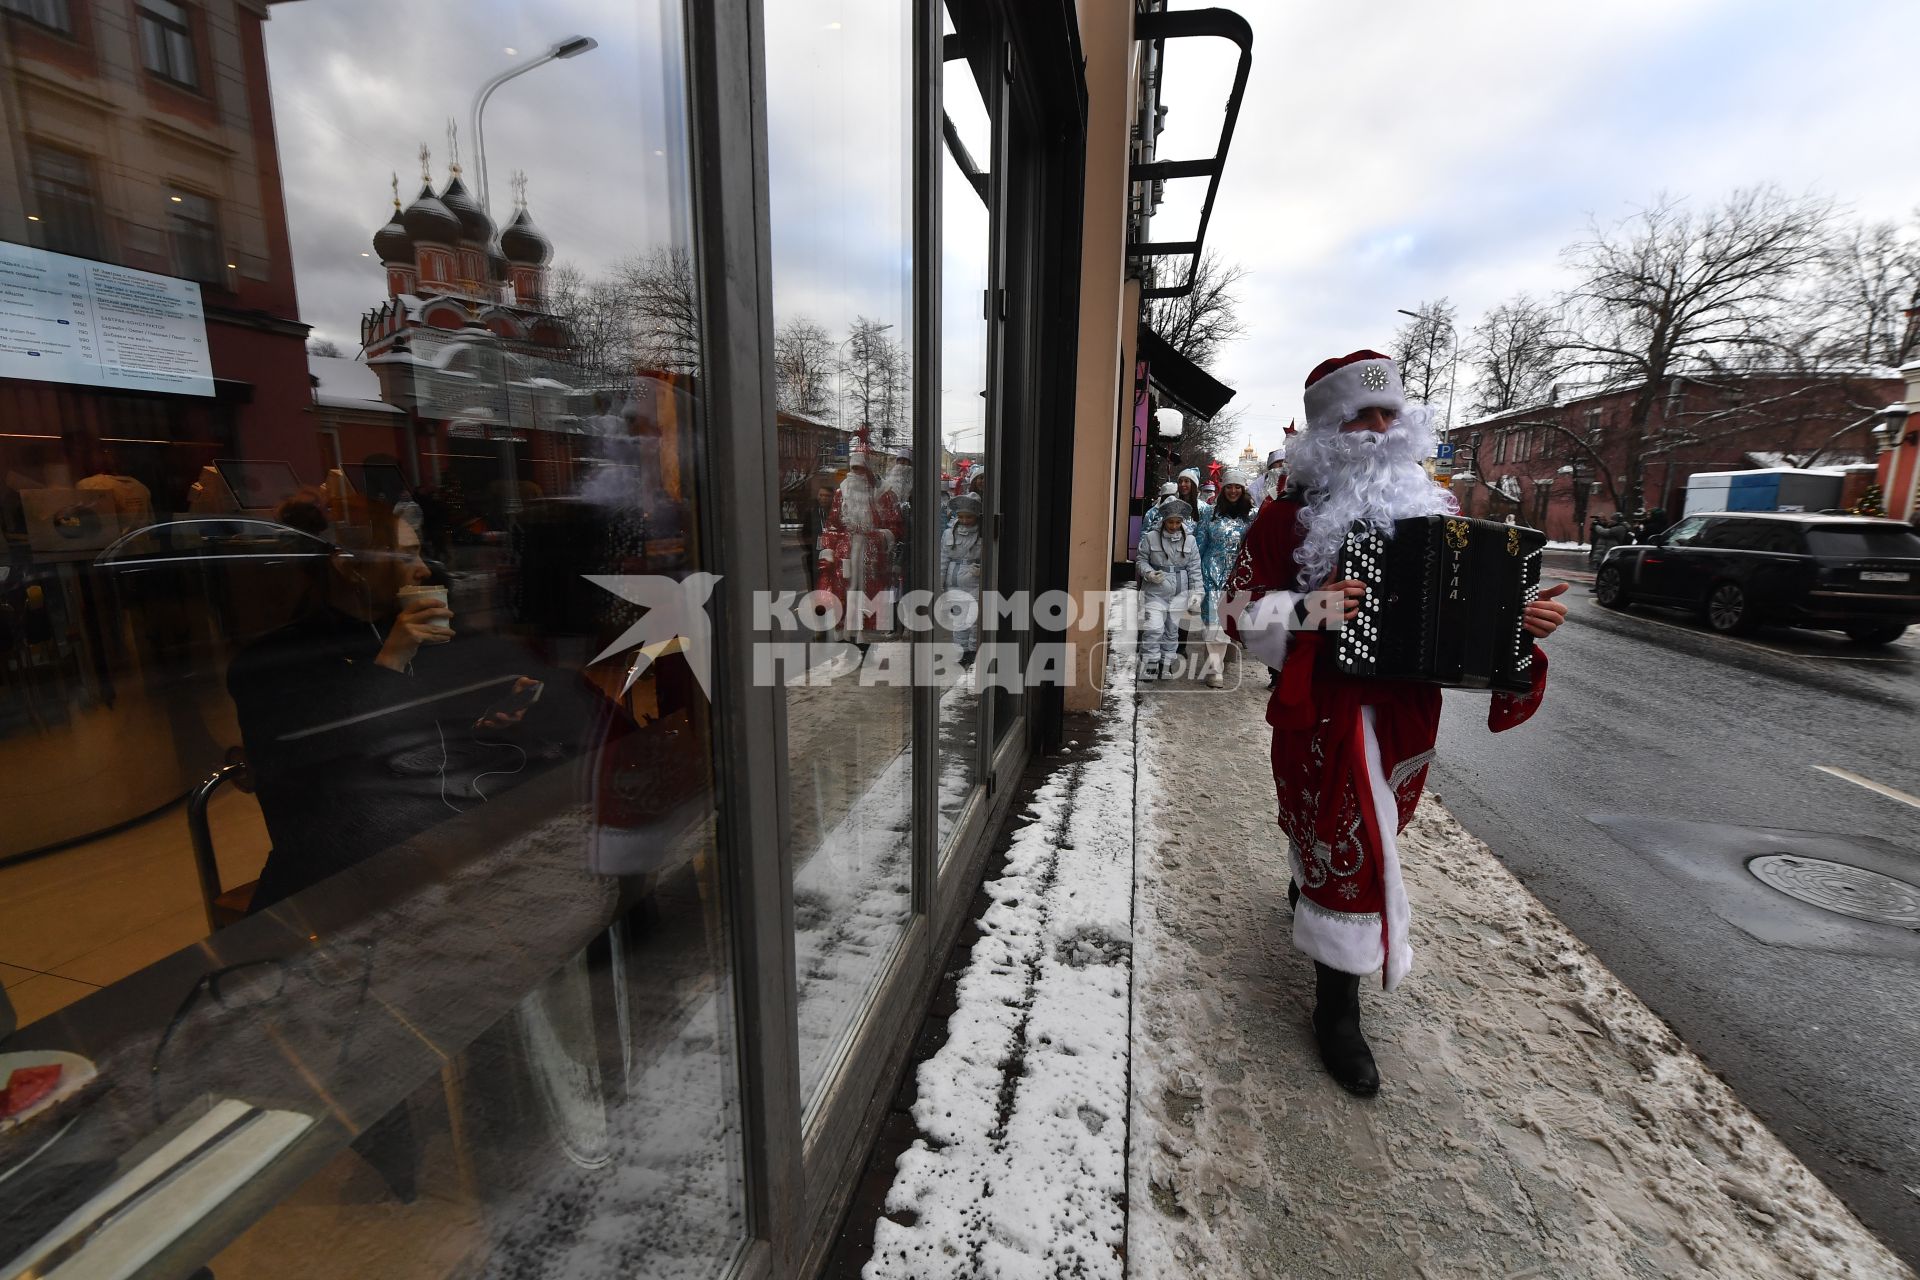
1128, 674, 1914, 1279
865, 615, 1141, 1279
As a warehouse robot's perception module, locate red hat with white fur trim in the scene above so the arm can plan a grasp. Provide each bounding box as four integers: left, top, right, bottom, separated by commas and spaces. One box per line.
1302, 349, 1405, 434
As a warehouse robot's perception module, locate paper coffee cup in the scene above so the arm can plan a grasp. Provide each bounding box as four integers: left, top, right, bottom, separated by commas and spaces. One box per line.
397, 584, 451, 629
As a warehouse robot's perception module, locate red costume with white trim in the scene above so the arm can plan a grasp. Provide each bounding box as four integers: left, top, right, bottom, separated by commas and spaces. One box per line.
1227, 495, 1548, 989
817, 460, 904, 637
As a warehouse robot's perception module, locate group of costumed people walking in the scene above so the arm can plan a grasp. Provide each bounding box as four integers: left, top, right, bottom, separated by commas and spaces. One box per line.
1173, 350, 1569, 1098
1134, 451, 1286, 686
809, 443, 991, 668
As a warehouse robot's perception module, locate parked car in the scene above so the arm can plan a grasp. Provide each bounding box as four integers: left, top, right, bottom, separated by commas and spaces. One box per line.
1593, 511, 1920, 645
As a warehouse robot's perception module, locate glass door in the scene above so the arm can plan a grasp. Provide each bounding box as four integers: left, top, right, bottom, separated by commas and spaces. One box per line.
935, 0, 995, 862
762, 0, 919, 1117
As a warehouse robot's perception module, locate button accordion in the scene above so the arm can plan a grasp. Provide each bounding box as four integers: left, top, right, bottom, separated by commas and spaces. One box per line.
1333, 515, 1545, 693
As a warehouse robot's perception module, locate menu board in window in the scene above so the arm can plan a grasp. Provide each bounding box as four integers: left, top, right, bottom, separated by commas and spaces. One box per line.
0, 240, 215, 396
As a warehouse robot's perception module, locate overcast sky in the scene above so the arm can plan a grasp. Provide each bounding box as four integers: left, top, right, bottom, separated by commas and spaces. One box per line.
1152, 0, 1920, 458
267, 1, 1917, 461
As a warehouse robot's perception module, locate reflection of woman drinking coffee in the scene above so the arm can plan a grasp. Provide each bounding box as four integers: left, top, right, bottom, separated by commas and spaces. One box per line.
229, 503, 604, 913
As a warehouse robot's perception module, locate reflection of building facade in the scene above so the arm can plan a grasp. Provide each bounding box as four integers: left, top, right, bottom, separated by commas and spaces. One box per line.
0, 0, 312, 494
349, 156, 586, 523
0, 0, 311, 858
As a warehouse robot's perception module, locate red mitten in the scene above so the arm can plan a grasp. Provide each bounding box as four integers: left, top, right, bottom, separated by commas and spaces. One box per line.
1488, 644, 1549, 733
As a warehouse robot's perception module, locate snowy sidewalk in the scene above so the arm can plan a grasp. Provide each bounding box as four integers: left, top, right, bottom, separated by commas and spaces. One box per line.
857, 607, 1911, 1278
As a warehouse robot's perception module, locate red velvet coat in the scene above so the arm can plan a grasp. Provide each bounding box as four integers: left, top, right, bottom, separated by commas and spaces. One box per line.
1226, 497, 1548, 980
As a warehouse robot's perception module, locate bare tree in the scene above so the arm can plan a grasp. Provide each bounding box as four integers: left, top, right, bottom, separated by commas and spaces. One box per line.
1465, 294, 1562, 416
841, 316, 910, 448
307, 337, 344, 358
617, 247, 702, 374
1175, 405, 1241, 483
546, 262, 638, 381
1391, 297, 1459, 412
1145, 250, 1248, 370
1812, 215, 1920, 369
774, 315, 836, 417
1559, 186, 1834, 508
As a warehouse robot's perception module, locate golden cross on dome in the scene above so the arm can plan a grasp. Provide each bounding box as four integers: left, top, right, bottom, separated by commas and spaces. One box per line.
510, 169, 528, 210
445, 118, 462, 176
390, 171, 401, 210
418, 143, 431, 182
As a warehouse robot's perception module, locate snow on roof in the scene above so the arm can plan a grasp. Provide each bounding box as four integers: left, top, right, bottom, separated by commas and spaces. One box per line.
1742, 450, 1873, 470
309, 354, 401, 414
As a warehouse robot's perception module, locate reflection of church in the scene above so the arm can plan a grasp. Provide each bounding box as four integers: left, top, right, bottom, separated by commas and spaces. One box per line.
364, 146, 561, 348
317, 138, 656, 546
345, 143, 580, 507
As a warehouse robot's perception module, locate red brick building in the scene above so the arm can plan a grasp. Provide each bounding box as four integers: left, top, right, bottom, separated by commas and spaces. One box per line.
1874, 361, 1920, 522
1448, 370, 1902, 540
1, 0, 312, 506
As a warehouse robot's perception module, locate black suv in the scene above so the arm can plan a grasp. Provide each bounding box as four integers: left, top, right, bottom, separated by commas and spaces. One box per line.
1594, 512, 1920, 645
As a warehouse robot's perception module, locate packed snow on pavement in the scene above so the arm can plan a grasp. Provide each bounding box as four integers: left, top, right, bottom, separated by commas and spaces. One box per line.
1127, 660, 1913, 1279
865, 623, 1142, 1279
857, 597, 1910, 1278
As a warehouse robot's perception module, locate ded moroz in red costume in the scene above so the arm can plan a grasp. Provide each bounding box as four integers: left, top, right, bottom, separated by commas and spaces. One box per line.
1225, 355, 1549, 993
817, 440, 904, 639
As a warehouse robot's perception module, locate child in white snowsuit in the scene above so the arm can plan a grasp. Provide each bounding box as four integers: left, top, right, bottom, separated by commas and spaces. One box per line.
941, 493, 986, 666
1134, 499, 1202, 680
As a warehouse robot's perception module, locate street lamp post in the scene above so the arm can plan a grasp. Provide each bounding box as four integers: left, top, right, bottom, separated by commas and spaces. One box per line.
470, 36, 599, 216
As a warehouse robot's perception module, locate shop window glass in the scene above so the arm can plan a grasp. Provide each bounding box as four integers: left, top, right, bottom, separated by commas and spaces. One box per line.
764, 0, 916, 1109
937, 0, 991, 859
0, 2, 745, 1276
139, 0, 199, 89
28, 143, 103, 260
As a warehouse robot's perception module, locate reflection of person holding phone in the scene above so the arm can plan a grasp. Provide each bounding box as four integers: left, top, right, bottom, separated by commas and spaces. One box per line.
229, 503, 601, 913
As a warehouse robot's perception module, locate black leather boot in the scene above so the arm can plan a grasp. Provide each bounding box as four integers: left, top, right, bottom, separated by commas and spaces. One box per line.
1312, 962, 1380, 1097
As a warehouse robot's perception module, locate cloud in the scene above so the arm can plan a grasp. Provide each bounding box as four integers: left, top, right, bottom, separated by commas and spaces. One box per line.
1160, 0, 1920, 443
266, 0, 690, 349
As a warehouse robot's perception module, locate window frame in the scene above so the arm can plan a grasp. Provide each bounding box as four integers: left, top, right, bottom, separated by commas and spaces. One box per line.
2, 0, 74, 35
166, 188, 225, 287
27, 139, 104, 259
137, 0, 200, 91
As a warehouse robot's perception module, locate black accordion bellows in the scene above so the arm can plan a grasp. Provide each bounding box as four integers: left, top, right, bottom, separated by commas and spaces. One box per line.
1333, 515, 1545, 693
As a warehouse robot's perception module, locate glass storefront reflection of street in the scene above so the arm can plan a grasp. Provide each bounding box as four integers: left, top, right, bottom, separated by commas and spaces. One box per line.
936, 0, 993, 861
764, 0, 918, 1109
0, 1, 743, 1274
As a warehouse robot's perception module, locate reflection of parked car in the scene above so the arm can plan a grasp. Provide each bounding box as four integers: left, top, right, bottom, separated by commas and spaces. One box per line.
1594, 511, 1920, 644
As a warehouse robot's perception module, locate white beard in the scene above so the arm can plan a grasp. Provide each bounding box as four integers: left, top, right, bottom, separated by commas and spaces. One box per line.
881, 464, 911, 505
1285, 403, 1456, 591
839, 472, 875, 529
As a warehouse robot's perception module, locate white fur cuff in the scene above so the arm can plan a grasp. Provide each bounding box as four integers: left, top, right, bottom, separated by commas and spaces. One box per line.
1238, 590, 1298, 670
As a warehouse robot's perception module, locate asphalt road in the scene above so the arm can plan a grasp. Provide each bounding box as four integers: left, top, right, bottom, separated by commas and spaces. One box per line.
1430, 564, 1920, 1268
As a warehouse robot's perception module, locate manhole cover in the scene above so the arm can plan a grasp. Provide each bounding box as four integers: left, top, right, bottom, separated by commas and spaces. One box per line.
1747, 854, 1920, 928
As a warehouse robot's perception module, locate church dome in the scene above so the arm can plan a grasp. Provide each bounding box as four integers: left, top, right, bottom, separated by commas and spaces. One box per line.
372, 207, 413, 263
439, 174, 494, 243
401, 182, 460, 244
499, 207, 553, 266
